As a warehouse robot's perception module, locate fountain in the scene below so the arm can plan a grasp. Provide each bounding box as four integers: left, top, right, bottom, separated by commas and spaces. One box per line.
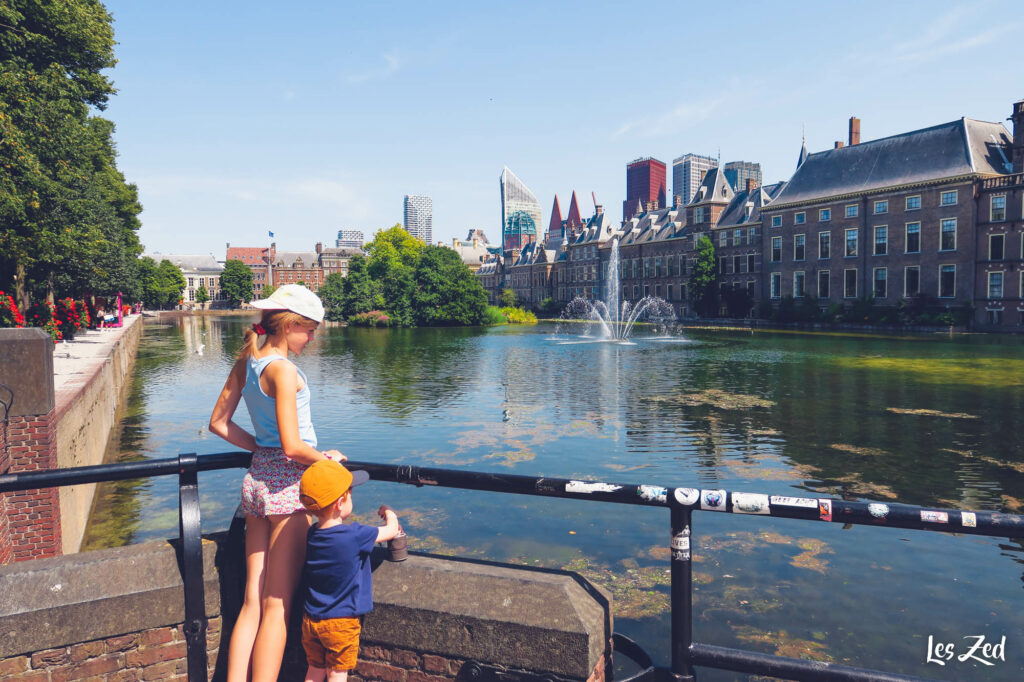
555, 237, 678, 343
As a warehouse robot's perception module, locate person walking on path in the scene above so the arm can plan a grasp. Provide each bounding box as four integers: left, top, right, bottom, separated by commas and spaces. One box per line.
209, 284, 344, 682
297, 460, 401, 682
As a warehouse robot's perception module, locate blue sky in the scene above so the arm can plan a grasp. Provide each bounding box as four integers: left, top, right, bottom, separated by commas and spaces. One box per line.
101, 1, 1022, 257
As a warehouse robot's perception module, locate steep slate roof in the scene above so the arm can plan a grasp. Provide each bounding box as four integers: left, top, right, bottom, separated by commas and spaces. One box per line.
547, 195, 563, 236
618, 207, 684, 246
144, 254, 223, 271
274, 251, 319, 268
717, 181, 787, 228
566, 191, 585, 229
773, 118, 1013, 207
687, 166, 734, 206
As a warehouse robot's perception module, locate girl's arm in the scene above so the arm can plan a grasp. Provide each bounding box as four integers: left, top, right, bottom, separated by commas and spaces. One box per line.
265, 360, 331, 466
209, 359, 258, 451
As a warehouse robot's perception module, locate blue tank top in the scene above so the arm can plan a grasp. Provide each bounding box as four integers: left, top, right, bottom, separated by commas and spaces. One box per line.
242, 353, 317, 450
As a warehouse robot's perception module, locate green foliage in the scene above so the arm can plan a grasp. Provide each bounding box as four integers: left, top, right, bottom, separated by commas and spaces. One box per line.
775, 295, 797, 322
261, 284, 276, 298
687, 235, 717, 316
0, 290, 25, 327
722, 287, 754, 318
500, 306, 538, 324
756, 299, 773, 320
412, 246, 488, 326
538, 297, 561, 315
26, 300, 61, 342
0, 1, 141, 308
843, 295, 877, 323
499, 288, 518, 307
339, 255, 380, 319
54, 297, 81, 340
366, 225, 423, 279
348, 310, 392, 327
194, 283, 209, 305
220, 259, 254, 306
482, 305, 507, 325
318, 273, 346, 322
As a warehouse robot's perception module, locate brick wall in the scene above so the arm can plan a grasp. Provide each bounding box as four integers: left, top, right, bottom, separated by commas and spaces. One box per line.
2, 411, 62, 562
0, 618, 222, 682
0, 410, 10, 564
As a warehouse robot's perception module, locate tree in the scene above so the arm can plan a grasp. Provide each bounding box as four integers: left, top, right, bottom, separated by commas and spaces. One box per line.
220, 259, 254, 306
339, 255, 379, 319
687, 235, 717, 317
194, 283, 209, 307
261, 284, 276, 298
499, 288, 518, 307
0, 1, 141, 309
318, 273, 346, 322
412, 246, 487, 326
365, 225, 424, 280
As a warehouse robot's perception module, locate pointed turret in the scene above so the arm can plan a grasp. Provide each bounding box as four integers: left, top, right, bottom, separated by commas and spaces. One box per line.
547, 195, 563, 244
566, 191, 585, 236
797, 132, 808, 170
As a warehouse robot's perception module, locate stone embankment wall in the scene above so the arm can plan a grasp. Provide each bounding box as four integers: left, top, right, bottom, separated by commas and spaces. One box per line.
0, 535, 612, 682
0, 319, 142, 561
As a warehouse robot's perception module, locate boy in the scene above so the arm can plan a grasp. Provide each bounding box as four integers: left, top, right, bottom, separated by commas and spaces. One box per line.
298, 459, 401, 682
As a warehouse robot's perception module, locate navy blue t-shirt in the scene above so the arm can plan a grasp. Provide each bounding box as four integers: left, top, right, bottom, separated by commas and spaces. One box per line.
304, 522, 380, 619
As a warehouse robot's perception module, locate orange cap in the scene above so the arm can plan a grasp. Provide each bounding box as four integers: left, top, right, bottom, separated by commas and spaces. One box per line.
299, 460, 369, 511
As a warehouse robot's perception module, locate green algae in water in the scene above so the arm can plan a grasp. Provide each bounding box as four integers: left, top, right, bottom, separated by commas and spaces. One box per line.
833, 355, 1024, 388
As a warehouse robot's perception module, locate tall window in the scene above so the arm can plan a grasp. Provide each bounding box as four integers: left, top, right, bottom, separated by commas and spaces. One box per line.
748, 227, 757, 243
695, 207, 705, 224
845, 204, 859, 218
906, 195, 921, 211
819, 208, 831, 221
845, 229, 858, 257
818, 271, 830, 299
988, 272, 1003, 299
905, 222, 921, 253
874, 200, 888, 214
747, 253, 755, 273
939, 265, 956, 298
771, 236, 782, 262
991, 195, 1006, 222
795, 212, 806, 225
734, 229, 743, 246
844, 268, 857, 298
905, 266, 920, 297
719, 231, 728, 247
874, 226, 887, 255
990, 234, 1005, 260
940, 190, 958, 206
719, 257, 726, 275
643, 258, 650, 278
794, 234, 806, 260
794, 271, 806, 298
654, 257, 662, 277
819, 232, 831, 259
734, 255, 743, 273
873, 268, 887, 298
940, 218, 956, 251
770, 272, 781, 299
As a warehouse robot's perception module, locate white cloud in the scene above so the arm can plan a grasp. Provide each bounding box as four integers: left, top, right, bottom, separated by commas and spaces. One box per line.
612, 95, 726, 140
345, 51, 400, 84
887, 5, 1018, 63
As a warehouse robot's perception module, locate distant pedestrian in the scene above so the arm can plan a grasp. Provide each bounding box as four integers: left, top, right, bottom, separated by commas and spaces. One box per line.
298, 460, 400, 682
208, 284, 342, 682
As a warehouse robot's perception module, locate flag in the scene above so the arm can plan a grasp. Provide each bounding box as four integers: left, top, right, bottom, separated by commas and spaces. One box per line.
268, 230, 274, 238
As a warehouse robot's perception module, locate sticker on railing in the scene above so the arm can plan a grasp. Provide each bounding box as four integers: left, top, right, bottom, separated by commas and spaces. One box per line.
638, 485, 667, 503
701, 489, 727, 511
961, 512, 977, 528
818, 499, 832, 522
566, 481, 622, 494
671, 528, 691, 560
674, 488, 700, 506
770, 495, 817, 509
868, 503, 890, 519
921, 510, 949, 524
732, 492, 770, 514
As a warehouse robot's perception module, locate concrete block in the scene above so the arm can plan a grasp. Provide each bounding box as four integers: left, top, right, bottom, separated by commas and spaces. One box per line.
0, 329, 54, 417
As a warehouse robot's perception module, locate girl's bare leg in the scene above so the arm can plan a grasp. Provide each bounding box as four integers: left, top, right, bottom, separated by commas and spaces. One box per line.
326, 670, 349, 682
304, 665, 327, 682
227, 514, 270, 682
251, 511, 310, 682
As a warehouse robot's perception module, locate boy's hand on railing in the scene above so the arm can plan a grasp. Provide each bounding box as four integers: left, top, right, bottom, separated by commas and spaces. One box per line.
378, 504, 395, 520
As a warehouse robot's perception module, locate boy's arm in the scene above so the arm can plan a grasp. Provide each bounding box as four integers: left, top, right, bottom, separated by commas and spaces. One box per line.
376, 505, 401, 543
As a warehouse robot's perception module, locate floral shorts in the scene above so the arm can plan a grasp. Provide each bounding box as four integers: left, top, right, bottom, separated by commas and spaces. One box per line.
240, 447, 308, 517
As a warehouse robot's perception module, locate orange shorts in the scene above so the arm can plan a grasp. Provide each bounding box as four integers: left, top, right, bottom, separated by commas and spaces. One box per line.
301, 614, 362, 671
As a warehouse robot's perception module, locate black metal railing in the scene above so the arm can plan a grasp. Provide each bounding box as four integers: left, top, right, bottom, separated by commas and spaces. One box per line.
3, 452, 1023, 682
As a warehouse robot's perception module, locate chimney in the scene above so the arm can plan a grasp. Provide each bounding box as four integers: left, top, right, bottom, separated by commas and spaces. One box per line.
746, 178, 760, 192
834, 141, 844, 149
315, 242, 322, 254
472, 238, 479, 248
849, 116, 861, 146
596, 204, 604, 215
673, 194, 682, 208
1012, 99, 1024, 173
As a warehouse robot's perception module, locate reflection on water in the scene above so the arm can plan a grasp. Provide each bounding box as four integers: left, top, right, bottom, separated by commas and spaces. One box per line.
84, 316, 1024, 680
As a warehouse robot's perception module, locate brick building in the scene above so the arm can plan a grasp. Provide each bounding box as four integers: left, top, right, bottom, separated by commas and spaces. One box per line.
227, 242, 362, 297
622, 157, 667, 221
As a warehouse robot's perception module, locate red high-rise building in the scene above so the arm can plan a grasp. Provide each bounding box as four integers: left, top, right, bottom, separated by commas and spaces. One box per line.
622, 157, 667, 220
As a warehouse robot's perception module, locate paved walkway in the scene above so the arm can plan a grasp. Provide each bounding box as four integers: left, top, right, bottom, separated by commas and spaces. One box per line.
51, 314, 142, 414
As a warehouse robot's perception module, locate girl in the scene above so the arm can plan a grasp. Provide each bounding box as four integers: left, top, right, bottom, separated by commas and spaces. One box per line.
209, 284, 343, 682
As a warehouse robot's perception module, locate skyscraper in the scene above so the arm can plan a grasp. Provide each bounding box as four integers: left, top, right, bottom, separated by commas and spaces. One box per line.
672, 154, 717, 206
500, 167, 542, 252
723, 161, 762, 192
335, 229, 364, 248
403, 195, 432, 243
622, 157, 667, 221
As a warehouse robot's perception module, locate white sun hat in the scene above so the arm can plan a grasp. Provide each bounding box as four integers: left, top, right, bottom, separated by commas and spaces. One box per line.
250, 284, 325, 323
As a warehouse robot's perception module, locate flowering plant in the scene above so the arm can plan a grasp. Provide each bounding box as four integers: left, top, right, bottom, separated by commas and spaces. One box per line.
0, 291, 25, 328
55, 298, 81, 340
27, 300, 62, 342
76, 300, 91, 329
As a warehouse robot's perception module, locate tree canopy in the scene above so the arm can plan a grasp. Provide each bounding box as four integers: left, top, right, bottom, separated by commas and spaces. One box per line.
220, 259, 254, 306
688, 234, 717, 317
0, 1, 142, 309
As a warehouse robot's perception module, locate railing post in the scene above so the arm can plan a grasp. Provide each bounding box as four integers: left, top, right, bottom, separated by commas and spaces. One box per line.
178, 453, 208, 682
670, 505, 695, 682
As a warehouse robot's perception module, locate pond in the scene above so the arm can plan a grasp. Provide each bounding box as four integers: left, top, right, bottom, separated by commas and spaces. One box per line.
83, 315, 1024, 680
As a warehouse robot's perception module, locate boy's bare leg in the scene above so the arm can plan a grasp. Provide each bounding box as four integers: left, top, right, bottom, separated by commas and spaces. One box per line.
304, 665, 327, 682
326, 670, 349, 682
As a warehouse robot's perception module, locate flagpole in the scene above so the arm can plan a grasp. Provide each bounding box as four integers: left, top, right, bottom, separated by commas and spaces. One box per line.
267, 230, 274, 295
